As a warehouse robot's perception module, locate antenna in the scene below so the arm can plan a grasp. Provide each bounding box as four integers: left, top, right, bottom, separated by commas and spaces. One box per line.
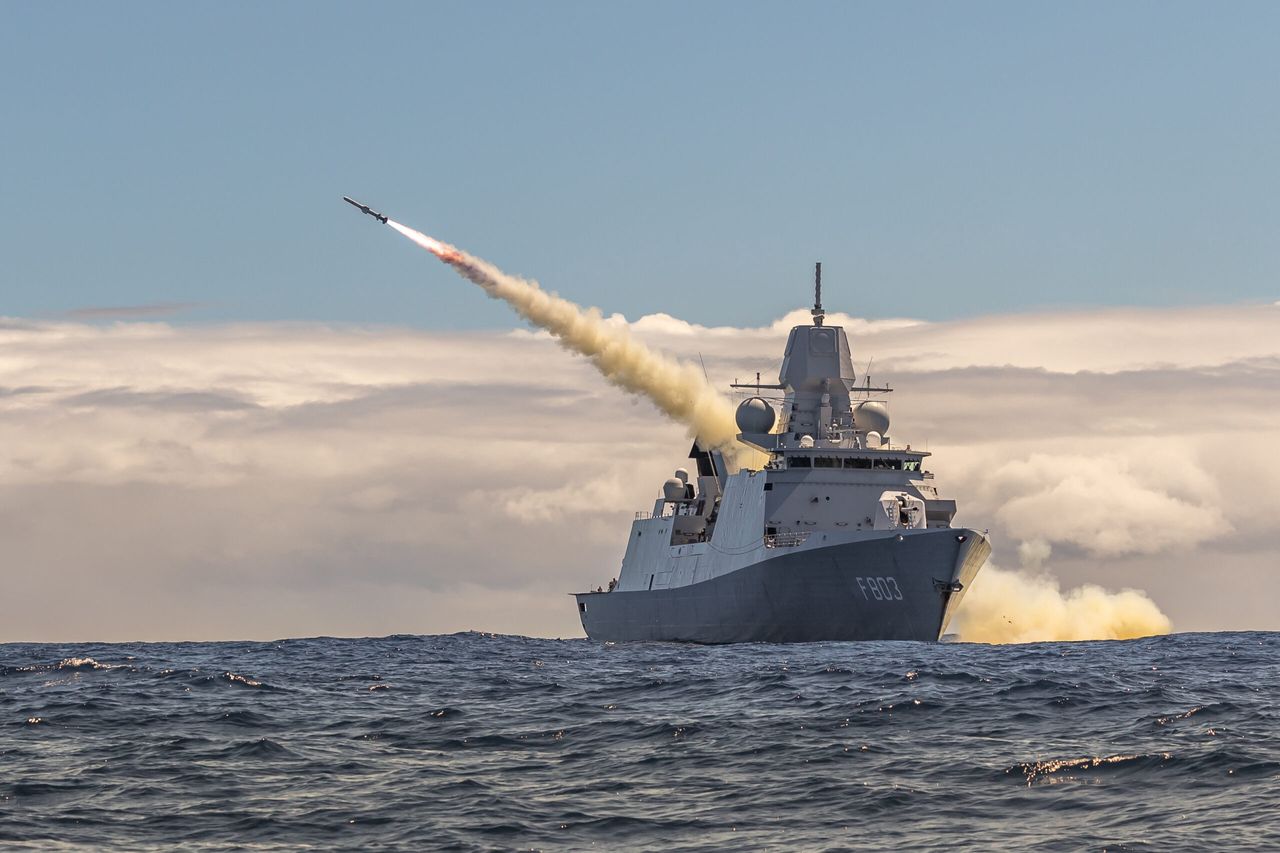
811, 261, 824, 326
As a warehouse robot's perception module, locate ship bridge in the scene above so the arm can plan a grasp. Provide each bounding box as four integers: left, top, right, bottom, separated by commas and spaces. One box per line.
770, 449, 928, 474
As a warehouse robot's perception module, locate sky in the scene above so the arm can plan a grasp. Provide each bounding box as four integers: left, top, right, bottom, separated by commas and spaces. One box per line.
2, 3, 1278, 641
3, 2, 1278, 329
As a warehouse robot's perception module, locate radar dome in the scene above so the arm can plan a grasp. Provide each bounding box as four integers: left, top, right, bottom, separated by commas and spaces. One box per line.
662, 478, 686, 501
673, 468, 690, 484
735, 396, 777, 434
854, 401, 890, 436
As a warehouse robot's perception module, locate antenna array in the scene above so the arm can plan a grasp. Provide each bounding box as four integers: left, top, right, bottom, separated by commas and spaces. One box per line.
811, 261, 824, 326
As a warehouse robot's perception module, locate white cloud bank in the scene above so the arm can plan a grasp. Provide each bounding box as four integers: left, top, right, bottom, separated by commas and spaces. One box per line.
1, 301, 1278, 642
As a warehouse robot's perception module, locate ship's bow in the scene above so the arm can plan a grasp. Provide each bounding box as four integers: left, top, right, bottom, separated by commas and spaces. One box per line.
935, 529, 991, 638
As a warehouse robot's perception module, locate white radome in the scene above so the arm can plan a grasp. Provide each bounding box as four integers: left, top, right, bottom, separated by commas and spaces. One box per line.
854, 401, 890, 436
736, 396, 777, 434
662, 477, 686, 501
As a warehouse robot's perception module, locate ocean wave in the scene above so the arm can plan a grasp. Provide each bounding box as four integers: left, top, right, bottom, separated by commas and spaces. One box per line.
0, 631, 1275, 849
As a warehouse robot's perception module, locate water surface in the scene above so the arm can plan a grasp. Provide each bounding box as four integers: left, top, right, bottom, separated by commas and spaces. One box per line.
2, 632, 1276, 850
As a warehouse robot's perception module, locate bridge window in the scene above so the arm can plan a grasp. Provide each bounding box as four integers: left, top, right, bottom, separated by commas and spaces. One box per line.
814, 457, 838, 468
844, 458, 872, 469
788, 456, 812, 468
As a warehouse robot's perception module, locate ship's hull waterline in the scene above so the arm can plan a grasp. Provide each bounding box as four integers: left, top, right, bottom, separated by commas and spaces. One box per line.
575, 529, 990, 644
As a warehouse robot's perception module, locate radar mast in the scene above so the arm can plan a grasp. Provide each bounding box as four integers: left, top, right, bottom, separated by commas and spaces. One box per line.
811, 262, 824, 326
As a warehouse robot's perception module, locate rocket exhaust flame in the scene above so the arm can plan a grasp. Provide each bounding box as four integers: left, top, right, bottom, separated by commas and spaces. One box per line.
387, 220, 754, 467
388, 221, 457, 263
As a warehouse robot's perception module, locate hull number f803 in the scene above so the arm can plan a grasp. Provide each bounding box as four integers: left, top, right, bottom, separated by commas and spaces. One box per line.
856, 577, 903, 601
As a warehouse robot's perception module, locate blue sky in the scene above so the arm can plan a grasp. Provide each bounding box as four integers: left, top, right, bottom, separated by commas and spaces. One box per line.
3, 1, 1277, 329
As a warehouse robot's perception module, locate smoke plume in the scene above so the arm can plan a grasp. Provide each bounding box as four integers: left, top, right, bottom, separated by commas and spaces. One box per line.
952, 549, 1173, 643
388, 221, 756, 466
950, 486, 1174, 642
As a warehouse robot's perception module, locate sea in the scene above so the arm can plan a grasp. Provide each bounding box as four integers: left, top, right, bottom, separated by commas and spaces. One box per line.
2, 632, 1276, 851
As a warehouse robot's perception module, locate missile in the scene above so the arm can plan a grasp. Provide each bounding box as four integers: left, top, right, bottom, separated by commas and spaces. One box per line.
342, 196, 389, 224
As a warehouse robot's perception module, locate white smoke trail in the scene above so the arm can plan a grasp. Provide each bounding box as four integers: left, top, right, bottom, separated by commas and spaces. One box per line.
387, 221, 756, 467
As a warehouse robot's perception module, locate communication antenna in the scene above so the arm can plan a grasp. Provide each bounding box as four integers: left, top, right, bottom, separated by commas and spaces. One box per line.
811, 262, 824, 326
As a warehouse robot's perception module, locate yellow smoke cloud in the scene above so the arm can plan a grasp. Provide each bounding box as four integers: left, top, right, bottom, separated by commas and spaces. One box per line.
952, 563, 1172, 643
389, 221, 762, 468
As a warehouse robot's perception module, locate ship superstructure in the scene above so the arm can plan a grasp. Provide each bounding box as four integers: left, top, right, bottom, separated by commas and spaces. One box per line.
574, 265, 989, 643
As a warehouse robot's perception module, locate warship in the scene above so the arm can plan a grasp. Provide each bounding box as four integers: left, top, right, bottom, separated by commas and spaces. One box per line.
574, 265, 990, 643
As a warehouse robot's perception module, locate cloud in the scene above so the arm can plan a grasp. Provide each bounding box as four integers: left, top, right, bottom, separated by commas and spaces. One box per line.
0, 385, 49, 398
990, 452, 1228, 557
1, 302, 1278, 641
63, 302, 203, 320
64, 387, 260, 412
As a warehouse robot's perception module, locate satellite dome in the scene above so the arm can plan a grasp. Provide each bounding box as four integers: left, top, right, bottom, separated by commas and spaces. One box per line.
735, 396, 777, 434
854, 401, 890, 436
673, 468, 690, 484
662, 477, 686, 502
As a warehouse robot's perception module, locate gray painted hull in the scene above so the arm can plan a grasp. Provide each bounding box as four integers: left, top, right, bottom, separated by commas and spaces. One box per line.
575, 529, 989, 643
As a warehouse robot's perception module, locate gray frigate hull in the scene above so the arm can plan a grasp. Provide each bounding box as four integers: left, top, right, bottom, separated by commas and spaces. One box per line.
575, 528, 989, 643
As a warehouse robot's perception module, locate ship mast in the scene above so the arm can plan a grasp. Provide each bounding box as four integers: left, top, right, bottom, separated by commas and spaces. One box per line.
811, 261, 824, 326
